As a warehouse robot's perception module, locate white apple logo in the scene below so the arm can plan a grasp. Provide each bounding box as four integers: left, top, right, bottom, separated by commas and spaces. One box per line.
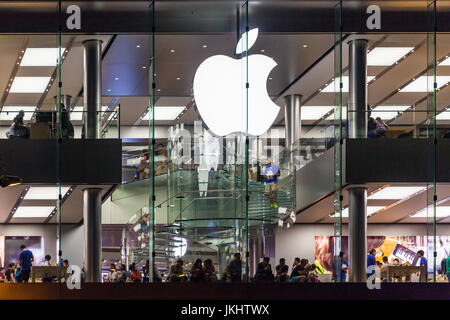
193, 28, 279, 136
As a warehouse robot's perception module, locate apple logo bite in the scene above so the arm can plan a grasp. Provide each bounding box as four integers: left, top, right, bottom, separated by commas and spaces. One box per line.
193, 28, 279, 137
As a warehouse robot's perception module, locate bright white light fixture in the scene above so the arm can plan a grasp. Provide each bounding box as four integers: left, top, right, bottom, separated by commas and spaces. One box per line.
334, 206, 385, 218
13, 206, 55, 218
174, 237, 188, 257
142, 106, 185, 121
301, 106, 334, 120
367, 47, 414, 66
436, 108, 450, 120
20, 48, 66, 66
235, 28, 259, 55
400, 76, 450, 92
439, 57, 450, 66
411, 206, 450, 218
0, 106, 36, 121
322, 76, 375, 93
24, 186, 70, 200
368, 186, 426, 200
371, 106, 410, 120
70, 106, 110, 121
326, 106, 348, 120
10, 77, 51, 93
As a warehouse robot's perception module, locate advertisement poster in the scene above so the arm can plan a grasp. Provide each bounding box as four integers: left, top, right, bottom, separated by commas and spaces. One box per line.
315, 235, 450, 274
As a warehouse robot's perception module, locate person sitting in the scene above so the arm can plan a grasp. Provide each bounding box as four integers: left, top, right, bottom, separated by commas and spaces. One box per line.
254, 257, 274, 282
7, 110, 30, 139
5, 263, 16, 283
137, 153, 150, 180
129, 264, 142, 283
375, 117, 388, 138
61, 106, 74, 139
289, 259, 309, 283
106, 263, 119, 282
117, 264, 129, 282
275, 258, 289, 283
169, 258, 185, 282
203, 259, 217, 282
40, 254, 53, 266
190, 258, 205, 282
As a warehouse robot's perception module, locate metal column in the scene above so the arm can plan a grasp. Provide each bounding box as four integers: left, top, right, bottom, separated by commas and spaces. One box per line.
83, 188, 102, 282
82, 39, 103, 282
83, 39, 102, 139
348, 39, 368, 282
284, 94, 302, 170
348, 187, 368, 282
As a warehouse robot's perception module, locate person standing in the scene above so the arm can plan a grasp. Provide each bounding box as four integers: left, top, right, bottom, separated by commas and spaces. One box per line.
264, 158, 281, 208
446, 255, 450, 283
18, 244, 34, 283
340, 252, 349, 282
227, 253, 242, 283
416, 250, 428, 282
367, 249, 377, 278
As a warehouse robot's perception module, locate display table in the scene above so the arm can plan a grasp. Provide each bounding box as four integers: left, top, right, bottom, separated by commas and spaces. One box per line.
30, 266, 68, 283
379, 265, 426, 282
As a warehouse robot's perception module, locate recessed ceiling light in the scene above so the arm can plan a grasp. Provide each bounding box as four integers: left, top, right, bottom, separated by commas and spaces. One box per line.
400, 76, 450, 92
269, 77, 272, 80
437, 108, 450, 120
20, 48, 66, 66
176, 77, 181, 80
10, 77, 50, 93
157, 89, 161, 92
24, 186, 70, 200
0, 106, 36, 121
321, 76, 375, 93
170, 49, 175, 53
301, 106, 334, 120
107, 89, 111, 92
114, 77, 119, 81
368, 186, 426, 200
411, 206, 450, 218
260, 49, 265, 53
142, 66, 147, 69
370, 106, 410, 120
367, 47, 414, 66
302, 44, 308, 48
333, 206, 385, 218
136, 45, 141, 48
142, 106, 185, 121
439, 56, 450, 66
13, 206, 55, 218
202, 45, 207, 48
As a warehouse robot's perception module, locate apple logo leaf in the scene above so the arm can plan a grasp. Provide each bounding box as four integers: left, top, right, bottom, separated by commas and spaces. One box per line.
235, 28, 259, 55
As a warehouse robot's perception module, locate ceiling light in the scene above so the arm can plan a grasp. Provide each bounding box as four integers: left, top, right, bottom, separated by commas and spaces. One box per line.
368, 186, 426, 200
411, 206, 450, 218
260, 49, 265, 53
176, 77, 181, 80
301, 106, 334, 120
334, 206, 385, 218
10, 77, 51, 93
303, 44, 308, 48
203, 45, 207, 48
439, 56, 450, 66
170, 49, 175, 53
24, 186, 70, 200
367, 47, 414, 66
136, 45, 141, 48
20, 48, 66, 66
321, 76, 375, 93
436, 108, 450, 120
0, 106, 36, 121
400, 76, 450, 92
142, 106, 185, 121
114, 77, 119, 81
371, 105, 410, 120
13, 206, 55, 218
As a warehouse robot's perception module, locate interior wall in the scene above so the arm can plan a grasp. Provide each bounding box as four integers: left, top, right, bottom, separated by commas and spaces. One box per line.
275, 223, 450, 267
0, 224, 83, 268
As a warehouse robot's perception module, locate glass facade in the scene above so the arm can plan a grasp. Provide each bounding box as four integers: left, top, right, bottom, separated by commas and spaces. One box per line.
0, 0, 448, 287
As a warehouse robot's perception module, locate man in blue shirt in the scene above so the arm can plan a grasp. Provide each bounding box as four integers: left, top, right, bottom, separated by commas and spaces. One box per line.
340, 252, 349, 282
416, 250, 428, 282
264, 158, 280, 208
367, 249, 377, 277
18, 244, 34, 283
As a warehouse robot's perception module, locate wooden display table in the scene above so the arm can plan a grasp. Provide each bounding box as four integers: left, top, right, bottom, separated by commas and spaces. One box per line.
30, 266, 68, 283
379, 265, 426, 282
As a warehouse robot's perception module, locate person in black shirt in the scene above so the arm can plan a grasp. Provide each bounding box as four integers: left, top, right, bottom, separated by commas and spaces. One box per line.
227, 253, 242, 283
290, 257, 301, 279
289, 259, 308, 283
254, 257, 273, 282
275, 258, 289, 282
